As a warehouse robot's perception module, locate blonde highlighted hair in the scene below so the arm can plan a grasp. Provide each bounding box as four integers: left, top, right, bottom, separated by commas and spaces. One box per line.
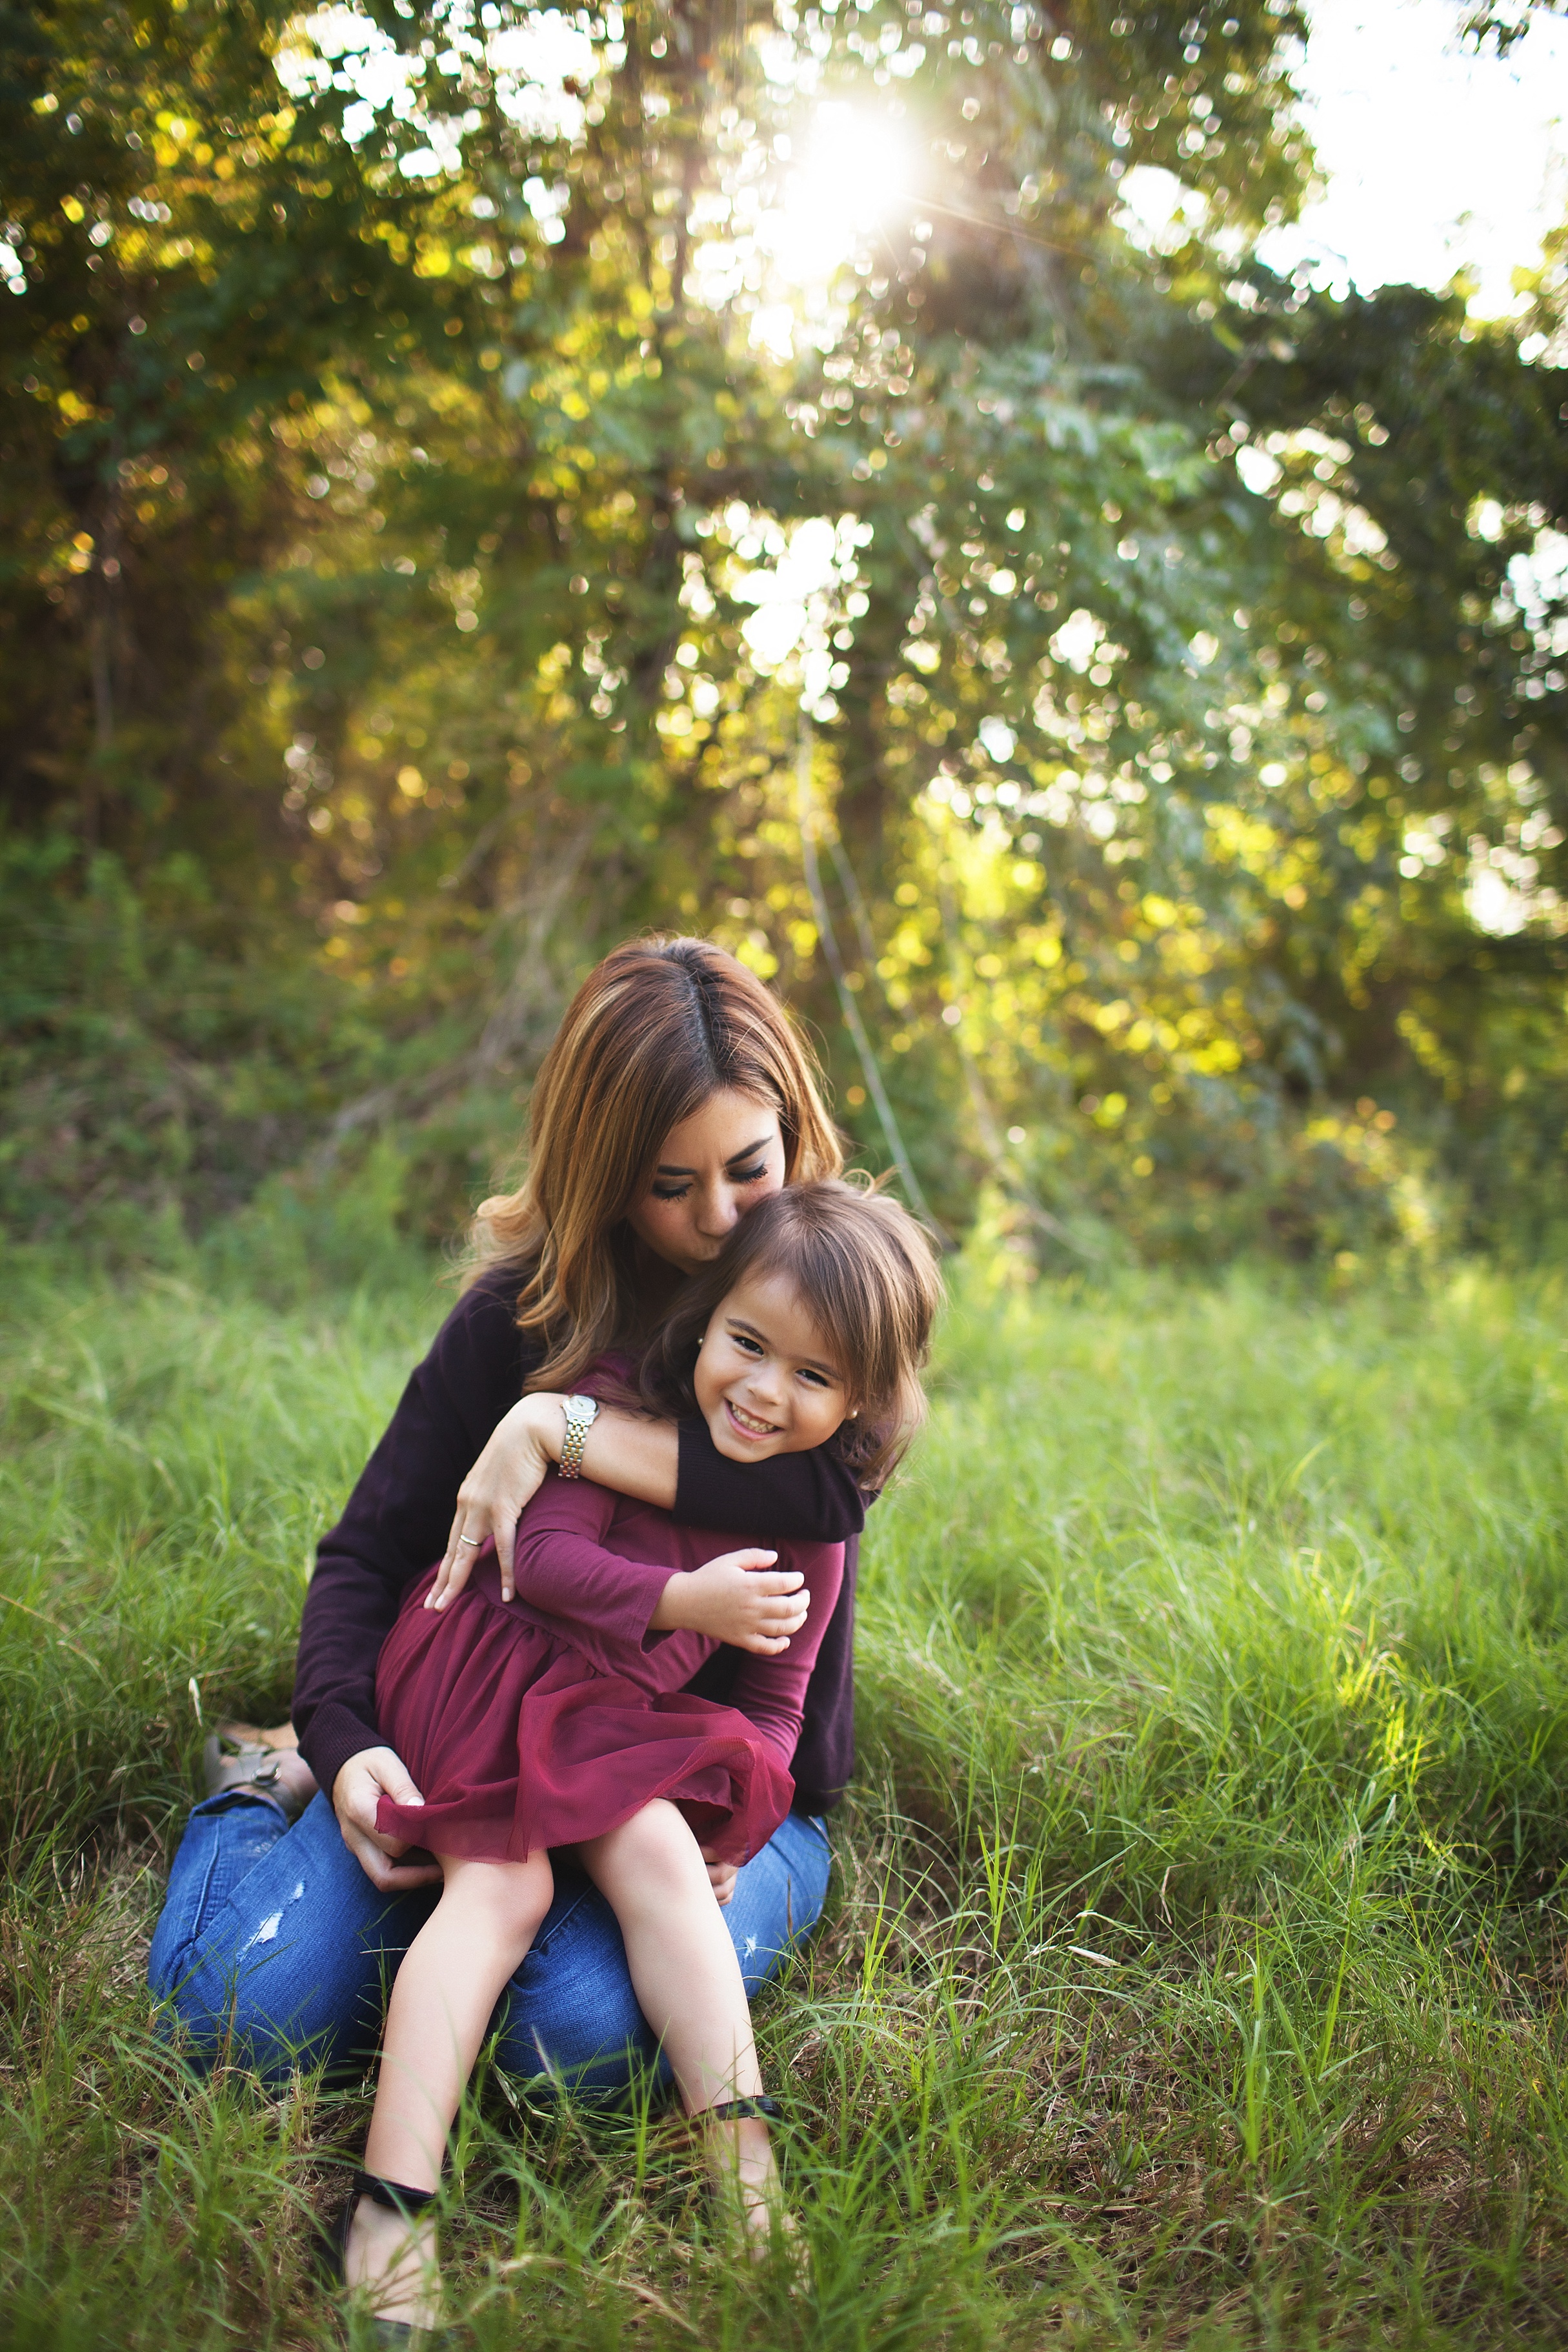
638, 1179, 943, 1494
468, 936, 843, 1391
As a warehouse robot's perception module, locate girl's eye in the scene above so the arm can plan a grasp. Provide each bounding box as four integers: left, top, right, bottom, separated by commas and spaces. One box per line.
798, 1368, 835, 1391
731, 1332, 764, 1357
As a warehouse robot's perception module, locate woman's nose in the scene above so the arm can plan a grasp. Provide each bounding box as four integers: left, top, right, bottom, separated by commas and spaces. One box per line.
696, 1181, 741, 1237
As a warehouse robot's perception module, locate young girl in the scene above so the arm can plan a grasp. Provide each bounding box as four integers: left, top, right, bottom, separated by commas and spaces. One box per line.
338, 1180, 941, 2331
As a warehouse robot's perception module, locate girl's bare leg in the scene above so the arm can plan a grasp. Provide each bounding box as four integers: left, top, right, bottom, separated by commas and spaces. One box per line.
345, 1849, 554, 2327
578, 1801, 783, 2239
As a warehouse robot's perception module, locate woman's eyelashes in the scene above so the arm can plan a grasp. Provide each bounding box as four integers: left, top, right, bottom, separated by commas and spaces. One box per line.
650, 1160, 769, 1205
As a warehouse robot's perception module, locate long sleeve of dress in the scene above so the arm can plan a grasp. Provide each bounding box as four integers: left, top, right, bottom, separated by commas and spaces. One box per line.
724, 1548, 846, 1771
674, 1422, 866, 1811
506, 1476, 683, 1684
509, 1474, 845, 1765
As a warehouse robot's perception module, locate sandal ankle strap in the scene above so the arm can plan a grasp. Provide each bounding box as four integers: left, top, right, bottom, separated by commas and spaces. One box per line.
701, 2095, 782, 2125
353, 2169, 439, 2217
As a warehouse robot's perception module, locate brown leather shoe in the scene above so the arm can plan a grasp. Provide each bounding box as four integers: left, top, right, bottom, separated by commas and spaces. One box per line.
214, 1718, 299, 1751
202, 1732, 316, 1821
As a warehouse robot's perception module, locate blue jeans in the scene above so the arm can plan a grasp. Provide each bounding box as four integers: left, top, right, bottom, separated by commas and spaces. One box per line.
148, 1792, 831, 2093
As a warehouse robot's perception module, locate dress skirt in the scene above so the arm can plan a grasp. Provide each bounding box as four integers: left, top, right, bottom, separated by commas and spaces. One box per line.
374, 1565, 796, 1867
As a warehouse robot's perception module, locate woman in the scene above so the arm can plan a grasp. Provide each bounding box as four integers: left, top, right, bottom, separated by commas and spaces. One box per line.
148, 938, 866, 2095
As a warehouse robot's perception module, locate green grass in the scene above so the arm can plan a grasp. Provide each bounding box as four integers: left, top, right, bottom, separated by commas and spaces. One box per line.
3, 1246, 1568, 2347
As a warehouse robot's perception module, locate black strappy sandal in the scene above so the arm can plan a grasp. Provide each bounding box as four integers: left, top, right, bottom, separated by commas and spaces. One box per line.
321, 2171, 445, 2349
698, 2098, 801, 2266
701, 2096, 783, 2124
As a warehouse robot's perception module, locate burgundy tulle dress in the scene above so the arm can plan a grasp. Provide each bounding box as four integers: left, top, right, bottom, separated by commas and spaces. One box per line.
373, 1460, 845, 1869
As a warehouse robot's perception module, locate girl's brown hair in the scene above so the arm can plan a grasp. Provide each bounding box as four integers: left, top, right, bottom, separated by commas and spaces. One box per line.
467, 936, 843, 1392
637, 1178, 943, 1494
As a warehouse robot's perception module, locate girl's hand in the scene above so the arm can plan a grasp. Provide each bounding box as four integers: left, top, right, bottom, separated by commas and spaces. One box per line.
652, 1548, 809, 1653
430, 1394, 565, 1609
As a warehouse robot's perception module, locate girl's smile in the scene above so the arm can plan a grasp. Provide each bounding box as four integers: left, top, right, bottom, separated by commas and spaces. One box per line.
725, 1399, 778, 1440
694, 1271, 852, 1461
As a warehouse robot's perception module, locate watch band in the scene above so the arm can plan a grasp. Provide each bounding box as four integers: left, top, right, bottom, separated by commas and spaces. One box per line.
558, 1393, 599, 1479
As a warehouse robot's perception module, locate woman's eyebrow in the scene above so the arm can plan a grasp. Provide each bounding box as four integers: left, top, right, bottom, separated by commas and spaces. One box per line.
656, 1134, 772, 1175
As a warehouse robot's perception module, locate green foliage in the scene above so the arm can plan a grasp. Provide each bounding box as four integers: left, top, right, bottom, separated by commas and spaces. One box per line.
5, 1251, 1568, 2342
0, 834, 376, 1243
2, 0, 1565, 1258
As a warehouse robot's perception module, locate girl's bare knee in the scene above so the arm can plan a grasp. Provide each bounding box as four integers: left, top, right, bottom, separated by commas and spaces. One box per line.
589, 1800, 706, 1893
440, 1852, 554, 1943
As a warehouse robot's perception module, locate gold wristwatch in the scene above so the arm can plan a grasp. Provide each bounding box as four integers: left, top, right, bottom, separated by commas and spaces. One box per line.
559, 1393, 599, 1479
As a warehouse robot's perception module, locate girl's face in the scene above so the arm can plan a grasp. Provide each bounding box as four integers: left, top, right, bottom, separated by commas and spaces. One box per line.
693, 1269, 852, 1460
626, 1089, 785, 1278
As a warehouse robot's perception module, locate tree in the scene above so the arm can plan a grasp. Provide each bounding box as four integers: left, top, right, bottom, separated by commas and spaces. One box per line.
3, 1, 1564, 1258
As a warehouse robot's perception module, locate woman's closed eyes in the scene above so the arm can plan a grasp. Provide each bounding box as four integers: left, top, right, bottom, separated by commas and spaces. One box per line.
628, 1098, 787, 1275
652, 1159, 770, 1203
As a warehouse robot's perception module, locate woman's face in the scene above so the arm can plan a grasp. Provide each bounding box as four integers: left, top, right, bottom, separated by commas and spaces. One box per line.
625, 1089, 785, 1277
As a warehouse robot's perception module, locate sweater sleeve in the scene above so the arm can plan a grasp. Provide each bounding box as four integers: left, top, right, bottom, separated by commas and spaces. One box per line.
725, 1543, 846, 1772
292, 1267, 533, 1796
507, 1476, 679, 1680
674, 1423, 865, 1542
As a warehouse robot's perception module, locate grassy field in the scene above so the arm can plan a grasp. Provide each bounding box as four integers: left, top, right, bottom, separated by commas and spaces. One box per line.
3, 1245, 1567, 2349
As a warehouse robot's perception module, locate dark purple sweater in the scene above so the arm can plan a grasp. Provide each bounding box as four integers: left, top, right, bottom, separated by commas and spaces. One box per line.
293, 1264, 867, 1816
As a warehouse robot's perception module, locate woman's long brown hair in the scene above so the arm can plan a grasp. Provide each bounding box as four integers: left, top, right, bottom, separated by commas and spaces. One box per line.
466, 936, 843, 1392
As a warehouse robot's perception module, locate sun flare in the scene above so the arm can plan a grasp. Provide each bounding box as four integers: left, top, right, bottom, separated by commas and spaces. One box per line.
758, 105, 916, 291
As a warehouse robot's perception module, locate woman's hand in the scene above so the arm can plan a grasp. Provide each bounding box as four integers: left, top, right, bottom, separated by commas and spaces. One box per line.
332, 1746, 444, 1891
701, 1846, 739, 1905
430, 1394, 565, 1608
652, 1548, 809, 1654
